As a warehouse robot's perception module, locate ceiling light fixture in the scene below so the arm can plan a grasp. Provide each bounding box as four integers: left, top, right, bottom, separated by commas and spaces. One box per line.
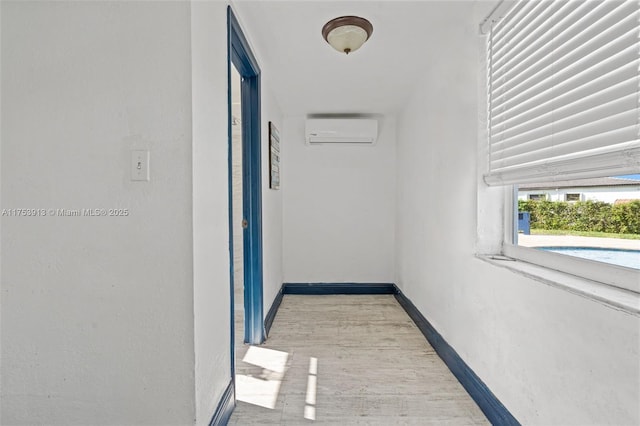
322, 16, 373, 55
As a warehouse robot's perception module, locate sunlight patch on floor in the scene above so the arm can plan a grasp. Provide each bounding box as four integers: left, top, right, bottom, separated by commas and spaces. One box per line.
304, 357, 318, 420
236, 346, 289, 409
242, 345, 289, 373
236, 374, 282, 409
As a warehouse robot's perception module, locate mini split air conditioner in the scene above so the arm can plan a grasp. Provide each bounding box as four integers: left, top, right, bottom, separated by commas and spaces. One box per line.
305, 118, 378, 145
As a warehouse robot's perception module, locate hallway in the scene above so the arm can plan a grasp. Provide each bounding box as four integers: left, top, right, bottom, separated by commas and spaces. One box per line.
4, 2, 639, 424
230, 295, 489, 424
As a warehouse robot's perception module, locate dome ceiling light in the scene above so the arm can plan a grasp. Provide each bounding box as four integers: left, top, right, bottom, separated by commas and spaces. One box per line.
322, 16, 373, 55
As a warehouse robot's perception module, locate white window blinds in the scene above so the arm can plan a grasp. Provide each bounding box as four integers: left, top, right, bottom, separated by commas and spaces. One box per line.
484, 0, 640, 186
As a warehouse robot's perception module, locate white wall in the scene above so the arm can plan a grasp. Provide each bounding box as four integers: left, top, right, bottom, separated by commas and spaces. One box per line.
395, 4, 640, 425
1, 2, 196, 424
191, 2, 234, 424
261, 87, 284, 310
282, 117, 396, 283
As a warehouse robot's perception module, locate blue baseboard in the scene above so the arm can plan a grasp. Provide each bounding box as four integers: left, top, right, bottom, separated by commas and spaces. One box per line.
282, 282, 397, 295
265, 286, 284, 337
394, 288, 520, 426
209, 380, 235, 426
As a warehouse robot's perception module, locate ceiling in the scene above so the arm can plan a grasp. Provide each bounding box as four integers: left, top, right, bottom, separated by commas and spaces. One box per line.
232, 0, 494, 116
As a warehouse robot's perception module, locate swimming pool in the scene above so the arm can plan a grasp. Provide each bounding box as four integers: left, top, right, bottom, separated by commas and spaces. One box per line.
538, 247, 640, 269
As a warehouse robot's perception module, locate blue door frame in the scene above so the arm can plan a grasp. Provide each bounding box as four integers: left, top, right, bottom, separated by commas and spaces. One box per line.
227, 6, 265, 363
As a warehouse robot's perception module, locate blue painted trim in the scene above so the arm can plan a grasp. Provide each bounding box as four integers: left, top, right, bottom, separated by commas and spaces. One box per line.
394, 288, 520, 426
283, 282, 397, 295
264, 285, 284, 337
228, 6, 265, 346
228, 9, 260, 76
209, 380, 235, 426
241, 72, 264, 345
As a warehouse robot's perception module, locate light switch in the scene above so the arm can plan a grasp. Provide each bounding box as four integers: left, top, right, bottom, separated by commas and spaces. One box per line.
131, 150, 150, 181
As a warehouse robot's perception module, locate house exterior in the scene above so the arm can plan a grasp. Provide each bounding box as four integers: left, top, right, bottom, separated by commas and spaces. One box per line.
518, 177, 640, 203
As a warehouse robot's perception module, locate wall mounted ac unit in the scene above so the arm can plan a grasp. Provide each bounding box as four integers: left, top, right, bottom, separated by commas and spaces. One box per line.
305, 118, 378, 145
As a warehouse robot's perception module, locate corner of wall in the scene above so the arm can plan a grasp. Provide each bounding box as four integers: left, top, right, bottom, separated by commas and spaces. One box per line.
191, 1, 234, 423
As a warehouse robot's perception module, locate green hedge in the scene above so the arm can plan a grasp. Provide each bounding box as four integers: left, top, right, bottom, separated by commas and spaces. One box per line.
518, 199, 640, 234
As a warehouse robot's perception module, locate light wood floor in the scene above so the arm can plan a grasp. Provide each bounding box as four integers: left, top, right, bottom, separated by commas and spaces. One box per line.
229, 295, 489, 425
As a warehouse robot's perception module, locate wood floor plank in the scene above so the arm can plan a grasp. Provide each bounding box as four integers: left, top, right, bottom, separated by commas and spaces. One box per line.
230, 295, 489, 425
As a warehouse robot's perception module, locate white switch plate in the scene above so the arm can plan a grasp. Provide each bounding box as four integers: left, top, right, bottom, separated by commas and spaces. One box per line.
131, 150, 150, 181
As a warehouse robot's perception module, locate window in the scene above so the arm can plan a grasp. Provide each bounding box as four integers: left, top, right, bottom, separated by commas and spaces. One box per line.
517, 176, 640, 269
528, 193, 546, 201
483, 0, 640, 293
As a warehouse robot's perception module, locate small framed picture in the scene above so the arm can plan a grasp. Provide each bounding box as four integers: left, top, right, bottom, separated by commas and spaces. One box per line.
269, 122, 280, 190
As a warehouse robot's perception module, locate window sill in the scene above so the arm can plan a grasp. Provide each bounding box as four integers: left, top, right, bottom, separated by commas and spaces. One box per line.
477, 254, 640, 316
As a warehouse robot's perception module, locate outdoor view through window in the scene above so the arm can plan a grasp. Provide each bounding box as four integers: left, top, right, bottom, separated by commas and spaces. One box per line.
516, 174, 640, 270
